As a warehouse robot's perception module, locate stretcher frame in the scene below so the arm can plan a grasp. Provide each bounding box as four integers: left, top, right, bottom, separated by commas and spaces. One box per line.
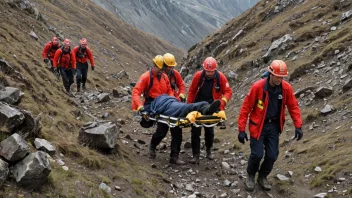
137, 112, 226, 129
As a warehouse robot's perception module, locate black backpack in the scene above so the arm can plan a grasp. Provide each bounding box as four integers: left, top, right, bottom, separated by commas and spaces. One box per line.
197, 70, 221, 93
76, 45, 87, 58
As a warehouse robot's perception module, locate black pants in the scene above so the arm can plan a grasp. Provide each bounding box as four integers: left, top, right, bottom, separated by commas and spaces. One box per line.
150, 122, 182, 158
76, 62, 88, 87
191, 126, 214, 156
247, 122, 280, 177
59, 67, 74, 92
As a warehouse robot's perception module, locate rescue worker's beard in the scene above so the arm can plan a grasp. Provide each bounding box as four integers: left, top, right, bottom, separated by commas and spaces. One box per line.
205, 74, 214, 79
269, 75, 282, 87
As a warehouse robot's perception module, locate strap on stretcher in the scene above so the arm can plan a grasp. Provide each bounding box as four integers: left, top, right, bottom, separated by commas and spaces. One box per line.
137, 112, 226, 129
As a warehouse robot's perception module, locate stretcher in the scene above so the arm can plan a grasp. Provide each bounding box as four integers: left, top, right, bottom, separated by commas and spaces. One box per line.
136, 111, 227, 129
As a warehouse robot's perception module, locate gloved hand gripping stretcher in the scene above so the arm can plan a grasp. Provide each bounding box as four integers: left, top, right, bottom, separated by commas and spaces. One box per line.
137, 110, 227, 129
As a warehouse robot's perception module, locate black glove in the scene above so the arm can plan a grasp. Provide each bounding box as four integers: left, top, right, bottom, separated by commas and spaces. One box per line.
44, 58, 49, 63
294, 128, 303, 141
238, 131, 248, 144
73, 69, 76, 75
91, 66, 94, 71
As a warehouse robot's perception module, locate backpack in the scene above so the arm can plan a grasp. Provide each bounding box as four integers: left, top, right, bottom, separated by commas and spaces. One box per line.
46, 42, 60, 58
76, 45, 87, 58
197, 70, 221, 93
144, 68, 166, 98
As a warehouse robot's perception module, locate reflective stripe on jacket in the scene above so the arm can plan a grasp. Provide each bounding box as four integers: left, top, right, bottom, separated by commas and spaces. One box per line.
238, 79, 302, 140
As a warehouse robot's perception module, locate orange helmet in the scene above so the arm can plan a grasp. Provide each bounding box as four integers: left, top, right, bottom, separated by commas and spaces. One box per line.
203, 57, 217, 71
63, 39, 71, 47
52, 37, 58, 45
267, 60, 288, 77
80, 38, 88, 45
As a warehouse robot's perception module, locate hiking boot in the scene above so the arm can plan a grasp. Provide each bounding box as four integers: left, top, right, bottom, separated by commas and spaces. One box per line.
257, 176, 272, 191
189, 154, 200, 164
149, 145, 156, 159
245, 174, 255, 192
82, 84, 86, 90
206, 149, 214, 160
169, 157, 186, 165
202, 100, 221, 115
65, 90, 74, 97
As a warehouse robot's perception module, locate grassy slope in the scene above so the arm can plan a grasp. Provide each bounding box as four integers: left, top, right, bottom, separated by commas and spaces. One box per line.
185, 0, 352, 196
0, 0, 184, 197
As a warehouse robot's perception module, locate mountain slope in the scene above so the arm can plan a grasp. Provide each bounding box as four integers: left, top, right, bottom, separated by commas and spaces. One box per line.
0, 0, 184, 197
91, 0, 259, 49
181, 0, 352, 196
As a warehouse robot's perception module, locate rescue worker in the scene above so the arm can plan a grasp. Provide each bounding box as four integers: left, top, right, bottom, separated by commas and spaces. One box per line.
72, 38, 95, 92
163, 53, 186, 102
132, 55, 185, 165
53, 39, 76, 96
188, 57, 233, 164
237, 60, 303, 191
42, 36, 60, 68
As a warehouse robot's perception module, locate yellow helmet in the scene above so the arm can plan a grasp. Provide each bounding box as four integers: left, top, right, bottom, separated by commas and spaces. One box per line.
153, 55, 164, 69
163, 53, 177, 67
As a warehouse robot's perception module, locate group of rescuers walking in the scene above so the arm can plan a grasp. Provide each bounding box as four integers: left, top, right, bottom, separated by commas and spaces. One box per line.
131, 54, 304, 192
42, 37, 95, 96
42, 36, 304, 191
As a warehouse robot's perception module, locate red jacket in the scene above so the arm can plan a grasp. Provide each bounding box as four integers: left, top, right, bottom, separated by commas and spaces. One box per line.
53, 48, 76, 69
238, 79, 302, 140
42, 42, 60, 60
72, 46, 95, 67
168, 69, 186, 100
187, 70, 232, 110
132, 69, 173, 110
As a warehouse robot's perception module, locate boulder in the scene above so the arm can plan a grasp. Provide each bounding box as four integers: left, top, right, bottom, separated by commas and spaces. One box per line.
0, 102, 25, 132
0, 133, 29, 162
112, 87, 129, 98
78, 122, 119, 149
17, 110, 42, 138
29, 30, 38, 40
12, 151, 51, 189
314, 86, 333, 98
321, 105, 333, 114
342, 78, 352, 92
0, 159, 9, 186
34, 138, 56, 156
341, 10, 352, 21
97, 93, 110, 103
263, 34, 292, 59
0, 87, 23, 104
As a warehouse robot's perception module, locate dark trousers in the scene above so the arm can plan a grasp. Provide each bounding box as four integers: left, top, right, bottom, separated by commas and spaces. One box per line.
59, 67, 74, 92
247, 122, 280, 177
150, 122, 182, 158
76, 62, 88, 87
191, 126, 214, 155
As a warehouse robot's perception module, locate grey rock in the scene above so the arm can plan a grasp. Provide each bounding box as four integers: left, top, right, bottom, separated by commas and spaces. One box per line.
220, 193, 228, 197
314, 166, 322, 172
263, 34, 292, 58
276, 174, 290, 181
97, 93, 110, 103
321, 105, 333, 114
222, 162, 230, 170
29, 30, 38, 40
0, 102, 25, 132
115, 186, 121, 191
0, 159, 9, 186
342, 78, 352, 92
331, 26, 337, 31
341, 10, 352, 21
12, 151, 51, 189
315, 86, 333, 98
17, 110, 42, 139
314, 193, 327, 198
78, 122, 119, 149
34, 138, 56, 156
224, 179, 231, 187
0, 133, 29, 162
232, 29, 244, 41
231, 189, 240, 194
0, 87, 23, 104
112, 87, 129, 98
99, 182, 111, 194
185, 183, 194, 192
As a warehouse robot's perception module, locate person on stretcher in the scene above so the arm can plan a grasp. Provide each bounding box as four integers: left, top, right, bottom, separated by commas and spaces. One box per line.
139, 94, 223, 127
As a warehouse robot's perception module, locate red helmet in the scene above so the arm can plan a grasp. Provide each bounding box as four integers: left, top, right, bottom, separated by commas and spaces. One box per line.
267, 60, 288, 77
203, 57, 217, 71
80, 38, 88, 45
52, 37, 58, 45
63, 39, 71, 47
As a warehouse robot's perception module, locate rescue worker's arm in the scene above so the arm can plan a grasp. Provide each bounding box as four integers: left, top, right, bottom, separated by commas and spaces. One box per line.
42, 43, 50, 59
87, 47, 95, 67
174, 71, 186, 98
52, 50, 61, 68
219, 73, 233, 110
238, 84, 257, 132
286, 84, 302, 128
72, 46, 78, 57
71, 52, 76, 69
132, 75, 148, 111
187, 73, 200, 103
